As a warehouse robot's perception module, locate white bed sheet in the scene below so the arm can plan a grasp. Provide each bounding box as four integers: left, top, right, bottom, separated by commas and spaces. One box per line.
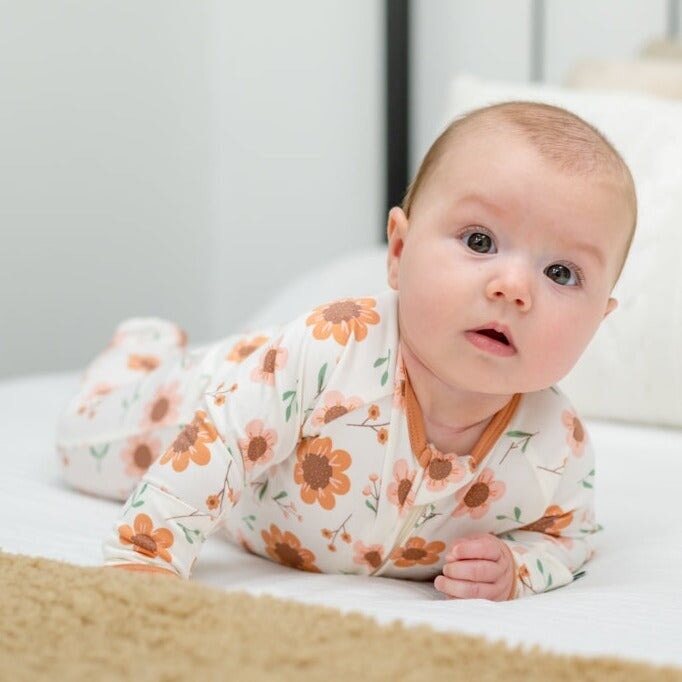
1, 371, 681, 668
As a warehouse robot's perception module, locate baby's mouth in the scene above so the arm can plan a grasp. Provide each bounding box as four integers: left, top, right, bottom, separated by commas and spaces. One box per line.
475, 329, 511, 346
466, 324, 517, 356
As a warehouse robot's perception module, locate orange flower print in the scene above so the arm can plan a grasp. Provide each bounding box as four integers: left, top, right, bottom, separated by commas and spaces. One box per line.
140, 381, 182, 429
353, 541, 385, 570
211, 382, 238, 407
77, 382, 114, 418
159, 410, 217, 472
390, 537, 446, 568
205, 494, 221, 511
562, 409, 587, 457
393, 355, 406, 410
377, 428, 389, 445
236, 531, 255, 554
261, 524, 320, 572
386, 459, 417, 516
127, 354, 160, 372
118, 513, 174, 563
294, 437, 351, 510
227, 335, 269, 363
120, 434, 163, 478
423, 447, 465, 492
518, 506, 575, 550
250, 338, 288, 386
310, 390, 363, 427
306, 297, 380, 346
452, 467, 506, 520
520, 505, 573, 537
238, 419, 278, 472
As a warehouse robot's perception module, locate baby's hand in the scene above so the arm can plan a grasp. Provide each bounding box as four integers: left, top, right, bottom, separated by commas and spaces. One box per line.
434, 532, 515, 601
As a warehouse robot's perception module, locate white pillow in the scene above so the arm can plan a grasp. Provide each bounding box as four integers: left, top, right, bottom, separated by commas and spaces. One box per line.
446, 75, 682, 428
567, 58, 682, 100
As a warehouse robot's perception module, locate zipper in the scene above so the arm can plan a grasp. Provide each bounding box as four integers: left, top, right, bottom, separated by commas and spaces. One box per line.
370, 503, 426, 577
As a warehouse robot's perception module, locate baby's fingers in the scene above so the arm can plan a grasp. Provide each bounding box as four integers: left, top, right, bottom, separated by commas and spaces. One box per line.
434, 574, 505, 601
447, 533, 505, 562
442, 558, 501, 584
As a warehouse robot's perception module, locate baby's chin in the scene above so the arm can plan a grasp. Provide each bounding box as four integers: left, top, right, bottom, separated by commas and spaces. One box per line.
463, 374, 568, 398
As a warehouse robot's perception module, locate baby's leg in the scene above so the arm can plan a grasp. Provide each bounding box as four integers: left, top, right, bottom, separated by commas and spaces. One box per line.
56, 318, 207, 500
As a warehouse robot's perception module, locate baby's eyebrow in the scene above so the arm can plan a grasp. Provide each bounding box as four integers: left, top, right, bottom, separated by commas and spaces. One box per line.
564, 239, 605, 266
456, 193, 505, 217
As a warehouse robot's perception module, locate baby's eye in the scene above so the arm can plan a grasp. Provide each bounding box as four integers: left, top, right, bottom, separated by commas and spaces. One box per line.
463, 231, 496, 254
544, 263, 581, 286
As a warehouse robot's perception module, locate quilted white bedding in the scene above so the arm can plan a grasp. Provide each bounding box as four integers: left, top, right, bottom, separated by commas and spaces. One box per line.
1, 370, 681, 668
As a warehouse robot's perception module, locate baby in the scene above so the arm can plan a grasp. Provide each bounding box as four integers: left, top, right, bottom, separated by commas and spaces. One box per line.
56, 101, 637, 600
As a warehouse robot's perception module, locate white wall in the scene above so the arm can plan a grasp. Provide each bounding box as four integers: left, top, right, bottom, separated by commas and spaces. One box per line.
0, 0, 384, 378
411, 0, 673, 173
208, 1, 384, 336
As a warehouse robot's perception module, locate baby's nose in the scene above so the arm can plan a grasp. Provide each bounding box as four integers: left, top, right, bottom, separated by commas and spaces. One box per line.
485, 272, 532, 311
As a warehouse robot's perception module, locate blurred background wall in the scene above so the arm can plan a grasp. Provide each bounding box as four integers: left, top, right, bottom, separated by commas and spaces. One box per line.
0, 0, 383, 377
0, 0, 677, 377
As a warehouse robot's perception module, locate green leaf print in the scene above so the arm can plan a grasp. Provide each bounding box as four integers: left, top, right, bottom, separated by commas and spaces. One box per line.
514, 506, 521, 522
537, 559, 544, 575
374, 349, 391, 386
131, 483, 148, 508
242, 515, 256, 531
89, 444, 110, 473
365, 499, 377, 514
506, 430, 533, 439
273, 491, 287, 501
317, 363, 328, 394
121, 388, 140, 412
282, 390, 297, 422
547, 573, 553, 589
580, 469, 596, 489
258, 480, 269, 502
177, 523, 203, 545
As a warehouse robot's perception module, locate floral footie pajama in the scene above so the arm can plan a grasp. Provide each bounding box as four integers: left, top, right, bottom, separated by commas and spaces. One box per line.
56, 290, 598, 597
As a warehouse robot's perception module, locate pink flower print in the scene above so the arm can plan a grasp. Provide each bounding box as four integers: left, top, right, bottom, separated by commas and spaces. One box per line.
310, 390, 363, 427
140, 381, 182, 429
238, 419, 279, 472
387, 459, 417, 516
562, 409, 587, 457
120, 434, 163, 478
353, 541, 385, 571
250, 338, 288, 386
423, 447, 466, 491
452, 467, 506, 520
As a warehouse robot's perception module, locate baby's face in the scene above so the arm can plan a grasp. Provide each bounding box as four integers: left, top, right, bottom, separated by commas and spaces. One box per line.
387, 127, 633, 397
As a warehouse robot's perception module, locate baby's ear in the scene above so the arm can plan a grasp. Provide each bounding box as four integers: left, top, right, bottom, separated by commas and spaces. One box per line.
604, 297, 618, 318
386, 207, 408, 290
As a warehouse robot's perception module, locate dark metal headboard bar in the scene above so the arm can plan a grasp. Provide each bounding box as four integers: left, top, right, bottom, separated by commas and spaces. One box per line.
385, 0, 410, 223
530, 0, 545, 82
668, 0, 680, 38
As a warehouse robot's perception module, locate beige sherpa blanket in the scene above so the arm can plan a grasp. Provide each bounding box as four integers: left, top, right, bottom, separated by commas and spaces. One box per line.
1, 551, 680, 682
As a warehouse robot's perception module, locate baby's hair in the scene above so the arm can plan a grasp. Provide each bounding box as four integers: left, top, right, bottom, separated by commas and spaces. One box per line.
402, 101, 637, 280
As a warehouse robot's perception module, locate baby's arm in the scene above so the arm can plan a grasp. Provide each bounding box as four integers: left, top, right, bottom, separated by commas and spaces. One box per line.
436, 437, 598, 600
